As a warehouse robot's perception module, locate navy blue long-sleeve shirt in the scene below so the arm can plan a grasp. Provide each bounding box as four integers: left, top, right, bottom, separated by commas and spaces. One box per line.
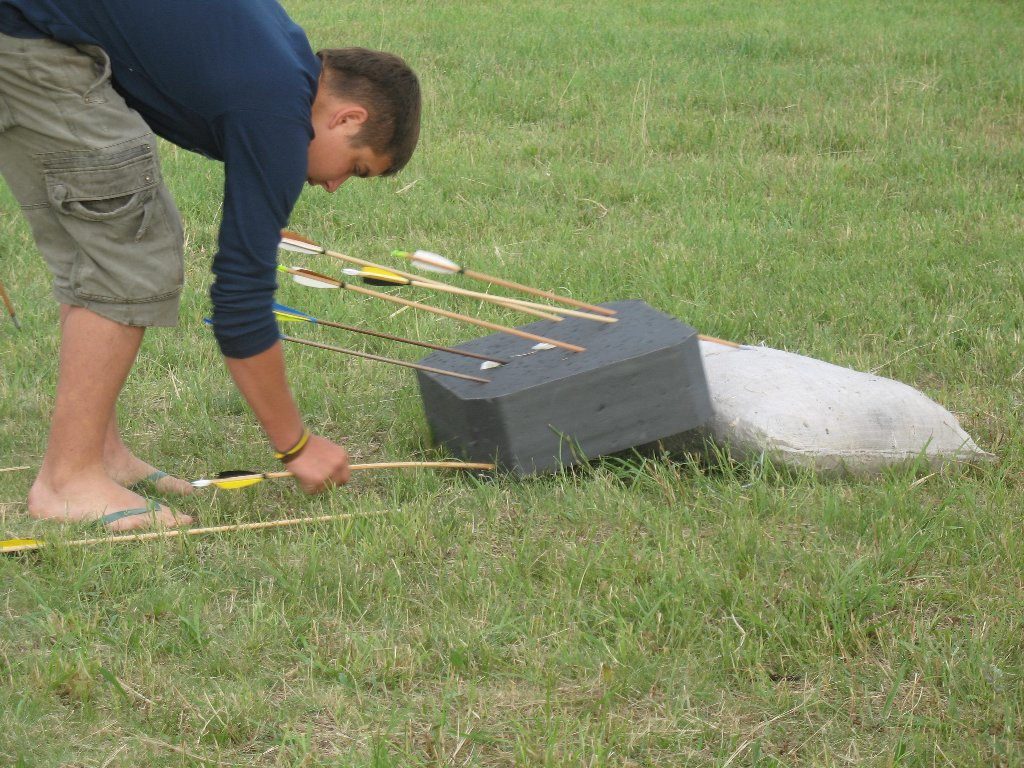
0, 0, 319, 357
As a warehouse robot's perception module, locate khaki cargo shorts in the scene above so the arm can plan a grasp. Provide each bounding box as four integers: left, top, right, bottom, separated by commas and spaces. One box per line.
0, 31, 184, 326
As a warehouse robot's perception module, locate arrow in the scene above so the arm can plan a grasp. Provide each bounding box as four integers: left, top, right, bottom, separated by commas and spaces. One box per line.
0, 279, 20, 330
190, 460, 496, 489
280, 333, 492, 383
698, 334, 741, 348
279, 265, 586, 353
1, 510, 390, 555
392, 248, 617, 317
272, 303, 510, 365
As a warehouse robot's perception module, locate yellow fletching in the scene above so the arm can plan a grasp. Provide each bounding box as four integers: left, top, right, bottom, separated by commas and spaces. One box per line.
212, 476, 265, 490
1, 538, 42, 553
362, 266, 408, 285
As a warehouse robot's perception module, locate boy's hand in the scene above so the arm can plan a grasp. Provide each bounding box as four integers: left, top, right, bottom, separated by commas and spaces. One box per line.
284, 434, 351, 493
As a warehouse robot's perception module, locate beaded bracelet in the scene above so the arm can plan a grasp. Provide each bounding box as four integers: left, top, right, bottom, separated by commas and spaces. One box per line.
275, 427, 311, 464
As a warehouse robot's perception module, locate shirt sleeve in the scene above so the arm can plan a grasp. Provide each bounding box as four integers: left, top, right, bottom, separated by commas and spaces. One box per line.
209, 111, 311, 358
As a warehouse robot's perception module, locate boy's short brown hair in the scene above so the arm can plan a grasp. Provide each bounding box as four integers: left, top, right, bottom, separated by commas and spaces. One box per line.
316, 47, 421, 175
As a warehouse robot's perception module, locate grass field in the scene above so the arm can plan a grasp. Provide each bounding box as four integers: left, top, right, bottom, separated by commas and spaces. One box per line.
1, 1, 1022, 765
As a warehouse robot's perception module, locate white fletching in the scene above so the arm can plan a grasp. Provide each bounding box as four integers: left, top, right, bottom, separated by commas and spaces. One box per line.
480, 341, 558, 368
190, 479, 214, 488
279, 236, 324, 255
289, 271, 338, 289
410, 250, 460, 274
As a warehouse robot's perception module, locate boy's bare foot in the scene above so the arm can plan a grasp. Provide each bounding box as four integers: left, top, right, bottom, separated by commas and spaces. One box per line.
28, 474, 193, 532
104, 447, 195, 496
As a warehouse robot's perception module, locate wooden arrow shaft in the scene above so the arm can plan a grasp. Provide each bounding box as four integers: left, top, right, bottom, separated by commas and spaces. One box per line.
405, 277, 564, 321
282, 334, 491, 383
472, 293, 616, 323
401, 276, 620, 323
349, 461, 495, 471
340, 282, 586, 353
308, 316, 511, 364
460, 267, 616, 316
2, 510, 389, 554
204, 460, 496, 488
226, 461, 497, 485
698, 335, 741, 348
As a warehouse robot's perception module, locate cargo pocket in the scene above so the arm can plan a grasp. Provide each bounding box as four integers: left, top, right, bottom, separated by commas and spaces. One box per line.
41, 141, 184, 304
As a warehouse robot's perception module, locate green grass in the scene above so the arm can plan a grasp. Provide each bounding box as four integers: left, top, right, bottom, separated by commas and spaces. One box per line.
2, 1, 1022, 765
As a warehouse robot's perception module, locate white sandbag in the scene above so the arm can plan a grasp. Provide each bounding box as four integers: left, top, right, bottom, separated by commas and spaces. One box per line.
695, 340, 995, 476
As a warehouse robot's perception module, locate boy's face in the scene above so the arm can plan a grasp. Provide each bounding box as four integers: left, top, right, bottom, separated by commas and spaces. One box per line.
306, 101, 392, 193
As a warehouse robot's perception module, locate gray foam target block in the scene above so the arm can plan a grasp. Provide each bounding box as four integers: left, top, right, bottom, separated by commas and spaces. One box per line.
415, 299, 712, 475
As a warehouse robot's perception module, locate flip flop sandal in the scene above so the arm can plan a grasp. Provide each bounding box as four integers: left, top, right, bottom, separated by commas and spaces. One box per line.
128, 470, 180, 495
94, 498, 162, 531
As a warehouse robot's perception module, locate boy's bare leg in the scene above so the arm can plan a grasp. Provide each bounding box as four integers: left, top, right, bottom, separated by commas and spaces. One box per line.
28, 306, 193, 531
48, 305, 193, 495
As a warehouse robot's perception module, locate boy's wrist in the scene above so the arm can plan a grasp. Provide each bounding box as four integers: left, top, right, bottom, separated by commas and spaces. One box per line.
274, 426, 311, 463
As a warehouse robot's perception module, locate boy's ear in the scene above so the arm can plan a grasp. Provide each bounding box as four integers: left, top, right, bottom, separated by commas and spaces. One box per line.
328, 104, 369, 130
